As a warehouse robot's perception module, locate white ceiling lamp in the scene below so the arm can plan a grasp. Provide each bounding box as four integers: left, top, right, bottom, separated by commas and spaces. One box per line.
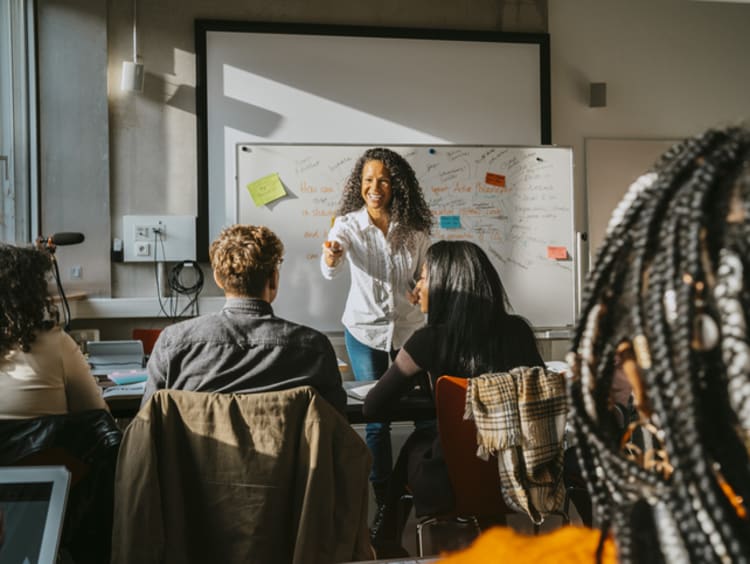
121, 0, 144, 92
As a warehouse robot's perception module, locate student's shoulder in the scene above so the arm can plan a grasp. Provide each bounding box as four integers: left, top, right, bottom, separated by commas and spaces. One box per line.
158, 313, 221, 341
276, 317, 335, 350
507, 314, 534, 332
403, 324, 440, 355
332, 208, 366, 230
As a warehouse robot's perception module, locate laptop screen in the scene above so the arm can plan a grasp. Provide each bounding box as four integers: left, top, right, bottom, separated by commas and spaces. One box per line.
0, 466, 70, 564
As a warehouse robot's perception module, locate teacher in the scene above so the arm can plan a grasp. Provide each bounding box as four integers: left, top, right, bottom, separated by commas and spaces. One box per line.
320, 147, 433, 507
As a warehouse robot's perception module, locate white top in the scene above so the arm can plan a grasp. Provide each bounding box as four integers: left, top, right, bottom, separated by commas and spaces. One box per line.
0, 327, 107, 419
320, 207, 429, 351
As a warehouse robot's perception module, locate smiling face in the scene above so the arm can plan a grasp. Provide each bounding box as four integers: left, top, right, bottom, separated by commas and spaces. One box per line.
360, 160, 392, 214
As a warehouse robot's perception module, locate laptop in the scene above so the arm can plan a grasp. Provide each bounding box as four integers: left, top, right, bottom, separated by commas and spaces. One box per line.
87, 340, 145, 377
0, 466, 70, 564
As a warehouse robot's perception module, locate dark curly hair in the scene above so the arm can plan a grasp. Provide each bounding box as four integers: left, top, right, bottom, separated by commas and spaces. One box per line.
336, 147, 433, 249
0, 244, 58, 356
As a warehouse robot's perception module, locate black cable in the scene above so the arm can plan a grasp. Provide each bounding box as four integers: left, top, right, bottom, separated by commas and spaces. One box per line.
169, 260, 204, 317
50, 255, 71, 331
149, 229, 205, 321
152, 230, 171, 319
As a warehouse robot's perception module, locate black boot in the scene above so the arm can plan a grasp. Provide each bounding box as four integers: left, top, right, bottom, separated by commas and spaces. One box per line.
370, 500, 409, 558
369, 480, 388, 539
372, 480, 389, 507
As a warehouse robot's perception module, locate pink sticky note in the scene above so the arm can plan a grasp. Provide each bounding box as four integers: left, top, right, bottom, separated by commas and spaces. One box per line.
547, 246, 568, 260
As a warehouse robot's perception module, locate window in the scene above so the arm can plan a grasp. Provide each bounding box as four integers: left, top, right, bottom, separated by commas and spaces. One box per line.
0, 0, 37, 244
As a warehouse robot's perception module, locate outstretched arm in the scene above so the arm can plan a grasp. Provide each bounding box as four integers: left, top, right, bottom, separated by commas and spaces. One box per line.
362, 348, 424, 418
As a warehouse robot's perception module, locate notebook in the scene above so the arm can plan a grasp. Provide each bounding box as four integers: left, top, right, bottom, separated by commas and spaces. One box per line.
347, 381, 377, 401
87, 340, 144, 376
0, 466, 71, 564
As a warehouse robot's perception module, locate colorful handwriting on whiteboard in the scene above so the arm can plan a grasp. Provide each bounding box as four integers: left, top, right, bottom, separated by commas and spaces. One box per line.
439, 215, 462, 229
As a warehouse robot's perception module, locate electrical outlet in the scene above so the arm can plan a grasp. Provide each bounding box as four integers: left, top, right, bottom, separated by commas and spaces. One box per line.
70, 265, 83, 279
135, 242, 151, 257
152, 222, 166, 238
134, 225, 151, 241
122, 215, 196, 262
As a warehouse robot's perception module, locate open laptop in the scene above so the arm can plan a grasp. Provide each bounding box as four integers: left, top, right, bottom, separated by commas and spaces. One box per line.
87, 340, 145, 377
0, 466, 70, 564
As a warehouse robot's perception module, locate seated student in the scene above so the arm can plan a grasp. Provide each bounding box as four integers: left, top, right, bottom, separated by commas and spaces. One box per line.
0, 244, 107, 418
363, 240, 543, 557
142, 224, 346, 413
437, 126, 750, 563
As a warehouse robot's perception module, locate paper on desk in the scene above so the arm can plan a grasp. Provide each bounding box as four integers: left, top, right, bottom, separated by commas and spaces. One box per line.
347, 382, 377, 401
102, 382, 146, 399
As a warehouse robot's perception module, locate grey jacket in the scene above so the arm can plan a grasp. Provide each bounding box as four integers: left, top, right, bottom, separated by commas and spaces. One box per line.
142, 298, 346, 413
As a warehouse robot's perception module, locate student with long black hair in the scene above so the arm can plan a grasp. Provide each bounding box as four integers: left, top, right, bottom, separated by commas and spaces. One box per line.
363, 240, 543, 556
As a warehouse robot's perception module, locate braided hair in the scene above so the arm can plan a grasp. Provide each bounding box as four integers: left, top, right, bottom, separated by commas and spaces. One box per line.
336, 147, 433, 249
567, 127, 750, 563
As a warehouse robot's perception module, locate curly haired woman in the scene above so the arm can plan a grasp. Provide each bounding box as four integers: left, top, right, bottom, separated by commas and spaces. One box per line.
0, 244, 106, 418
320, 147, 433, 510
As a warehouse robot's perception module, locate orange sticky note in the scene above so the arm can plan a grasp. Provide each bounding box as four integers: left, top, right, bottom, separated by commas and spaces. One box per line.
485, 172, 506, 188
547, 246, 568, 260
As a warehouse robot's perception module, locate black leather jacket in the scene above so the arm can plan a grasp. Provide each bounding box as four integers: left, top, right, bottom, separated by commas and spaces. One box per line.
0, 409, 122, 564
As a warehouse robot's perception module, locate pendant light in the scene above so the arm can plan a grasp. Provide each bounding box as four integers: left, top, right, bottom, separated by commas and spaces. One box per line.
121, 0, 144, 92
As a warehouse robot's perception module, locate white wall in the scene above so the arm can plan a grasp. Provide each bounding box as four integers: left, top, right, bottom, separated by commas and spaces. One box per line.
549, 0, 750, 260
105, 0, 547, 299
38, 0, 110, 296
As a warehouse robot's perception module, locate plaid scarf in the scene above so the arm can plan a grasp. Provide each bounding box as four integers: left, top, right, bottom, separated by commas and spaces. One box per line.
464, 366, 567, 524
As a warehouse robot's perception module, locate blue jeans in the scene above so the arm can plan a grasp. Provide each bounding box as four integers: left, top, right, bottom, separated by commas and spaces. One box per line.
345, 329, 392, 488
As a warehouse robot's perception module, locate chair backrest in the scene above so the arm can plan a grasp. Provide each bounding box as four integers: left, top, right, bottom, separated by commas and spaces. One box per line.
132, 328, 162, 356
0, 410, 122, 563
436, 375, 512, 518
112, 388, 372, 564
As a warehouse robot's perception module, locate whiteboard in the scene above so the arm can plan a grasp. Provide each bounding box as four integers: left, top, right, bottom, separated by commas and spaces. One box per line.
236, 144, 575, 331
196, 22, 550, 258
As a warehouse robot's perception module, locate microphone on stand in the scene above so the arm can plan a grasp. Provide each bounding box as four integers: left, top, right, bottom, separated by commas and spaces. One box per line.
37, 232, 85, 251
35, 232, 85, 331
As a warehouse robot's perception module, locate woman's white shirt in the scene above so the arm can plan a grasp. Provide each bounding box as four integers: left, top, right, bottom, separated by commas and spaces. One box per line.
0, 326, 106, 419
321, 207, 429, 351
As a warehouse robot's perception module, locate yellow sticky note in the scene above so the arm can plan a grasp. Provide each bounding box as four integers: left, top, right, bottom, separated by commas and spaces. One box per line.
246, 173, 287, 206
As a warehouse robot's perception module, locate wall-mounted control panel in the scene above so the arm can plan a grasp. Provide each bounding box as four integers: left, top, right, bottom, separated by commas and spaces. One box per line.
122, 215, 196, 262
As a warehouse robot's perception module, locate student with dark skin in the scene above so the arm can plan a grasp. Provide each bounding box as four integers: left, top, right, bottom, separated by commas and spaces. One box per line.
321, 147, 433, 509
364, 240, 543, 557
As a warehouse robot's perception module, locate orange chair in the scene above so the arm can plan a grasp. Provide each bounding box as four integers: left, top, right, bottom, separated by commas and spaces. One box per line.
132, 328, 162, 356
415, 375, 516, 555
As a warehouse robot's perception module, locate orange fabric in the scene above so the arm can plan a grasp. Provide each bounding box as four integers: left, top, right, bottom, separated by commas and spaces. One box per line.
436, 526, 617, 564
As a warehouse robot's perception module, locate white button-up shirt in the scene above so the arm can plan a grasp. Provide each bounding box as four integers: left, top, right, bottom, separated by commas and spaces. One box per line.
320, 207, 429, 351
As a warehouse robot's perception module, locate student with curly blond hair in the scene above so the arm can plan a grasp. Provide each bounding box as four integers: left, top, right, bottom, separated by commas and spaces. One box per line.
143, 224, 346, 413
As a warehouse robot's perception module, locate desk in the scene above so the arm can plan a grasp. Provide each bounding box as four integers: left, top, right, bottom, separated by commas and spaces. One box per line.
104, 380, 436, 424
344, 381, 435, 424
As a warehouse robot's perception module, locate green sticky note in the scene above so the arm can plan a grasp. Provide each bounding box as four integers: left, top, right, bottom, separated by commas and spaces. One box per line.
246, 173, 287, 206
